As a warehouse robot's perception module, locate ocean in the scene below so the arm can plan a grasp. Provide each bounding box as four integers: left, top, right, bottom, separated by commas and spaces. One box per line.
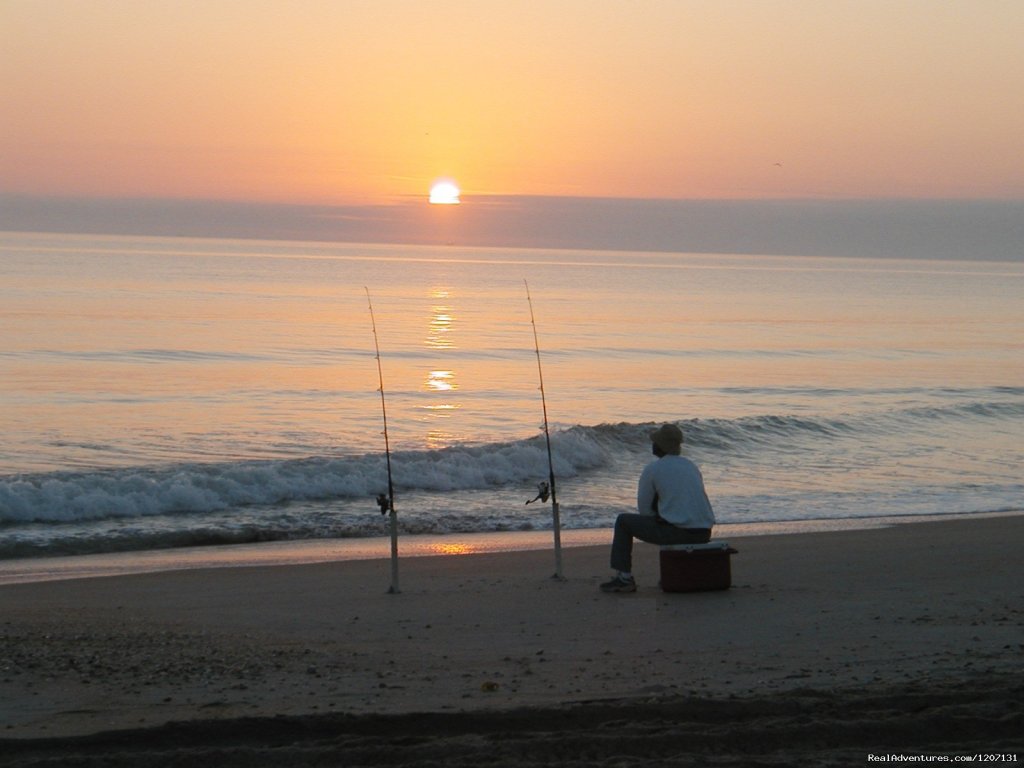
1, 230, 1022, 578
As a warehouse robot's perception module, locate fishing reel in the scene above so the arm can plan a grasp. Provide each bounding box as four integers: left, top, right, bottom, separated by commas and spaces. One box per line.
375, 493, 392, 515
525, 481, 550, 505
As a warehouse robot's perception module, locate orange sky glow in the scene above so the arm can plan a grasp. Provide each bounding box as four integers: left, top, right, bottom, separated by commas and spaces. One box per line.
2, 0, 1023, 211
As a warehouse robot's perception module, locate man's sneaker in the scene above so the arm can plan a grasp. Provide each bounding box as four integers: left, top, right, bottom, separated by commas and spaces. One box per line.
600, 575, 637, 593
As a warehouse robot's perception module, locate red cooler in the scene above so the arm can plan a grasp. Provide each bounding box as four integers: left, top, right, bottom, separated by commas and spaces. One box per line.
660, 541, 737, 593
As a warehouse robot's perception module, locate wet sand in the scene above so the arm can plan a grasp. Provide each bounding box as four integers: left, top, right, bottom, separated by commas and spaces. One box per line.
1, 516, 1022, 765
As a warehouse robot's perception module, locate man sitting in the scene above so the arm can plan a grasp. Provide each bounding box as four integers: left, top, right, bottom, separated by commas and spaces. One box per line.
601, 423, 716, 593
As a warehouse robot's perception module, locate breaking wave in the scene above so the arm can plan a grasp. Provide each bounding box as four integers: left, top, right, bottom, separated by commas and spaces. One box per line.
3, 397, 1020, 526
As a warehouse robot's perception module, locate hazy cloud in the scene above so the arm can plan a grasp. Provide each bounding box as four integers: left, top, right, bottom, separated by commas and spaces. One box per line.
2, 195, 1021, 262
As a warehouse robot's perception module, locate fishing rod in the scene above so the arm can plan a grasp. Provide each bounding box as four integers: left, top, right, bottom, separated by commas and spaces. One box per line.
366, 287, 400, 594
524, 280, 565, 581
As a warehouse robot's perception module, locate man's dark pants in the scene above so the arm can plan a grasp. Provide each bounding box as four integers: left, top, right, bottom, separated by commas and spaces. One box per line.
610, 513, 711, 573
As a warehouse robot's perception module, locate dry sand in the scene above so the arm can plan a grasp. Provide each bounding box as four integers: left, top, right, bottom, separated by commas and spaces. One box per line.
1, 516, 1021, 766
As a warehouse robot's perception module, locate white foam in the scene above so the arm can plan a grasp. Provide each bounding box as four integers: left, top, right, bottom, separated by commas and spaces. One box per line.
0, 430, 611, 524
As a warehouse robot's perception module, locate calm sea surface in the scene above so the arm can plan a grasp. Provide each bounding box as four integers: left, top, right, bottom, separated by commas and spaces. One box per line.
1, 231, 1022, 571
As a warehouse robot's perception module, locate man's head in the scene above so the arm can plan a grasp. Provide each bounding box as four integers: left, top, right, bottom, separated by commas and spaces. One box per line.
649, 423, 684, 456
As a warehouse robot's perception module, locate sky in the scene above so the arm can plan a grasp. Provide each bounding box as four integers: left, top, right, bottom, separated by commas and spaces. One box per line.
2, 1, 1023, 257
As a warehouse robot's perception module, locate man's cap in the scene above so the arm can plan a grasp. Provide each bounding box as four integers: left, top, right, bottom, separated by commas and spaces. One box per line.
650, 423, 684, 452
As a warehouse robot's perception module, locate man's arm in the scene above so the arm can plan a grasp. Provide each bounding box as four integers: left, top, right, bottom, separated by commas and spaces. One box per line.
636, 462, 658, 516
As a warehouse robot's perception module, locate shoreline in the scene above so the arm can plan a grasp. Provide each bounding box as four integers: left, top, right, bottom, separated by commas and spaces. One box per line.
2, 510, 1020, 586
1, 513, 1022, 761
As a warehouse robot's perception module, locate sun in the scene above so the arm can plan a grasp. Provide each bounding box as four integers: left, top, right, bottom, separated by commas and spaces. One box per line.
429, 180, 461, 205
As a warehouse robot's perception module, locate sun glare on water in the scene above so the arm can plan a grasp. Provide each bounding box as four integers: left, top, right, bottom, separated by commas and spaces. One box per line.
429, 180, 461, 205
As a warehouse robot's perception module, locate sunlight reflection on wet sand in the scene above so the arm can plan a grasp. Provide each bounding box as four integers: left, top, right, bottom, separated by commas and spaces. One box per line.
3, 512, 1019, 586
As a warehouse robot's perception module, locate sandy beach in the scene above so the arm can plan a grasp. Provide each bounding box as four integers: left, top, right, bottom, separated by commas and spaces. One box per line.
1, 515, 1022, 765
